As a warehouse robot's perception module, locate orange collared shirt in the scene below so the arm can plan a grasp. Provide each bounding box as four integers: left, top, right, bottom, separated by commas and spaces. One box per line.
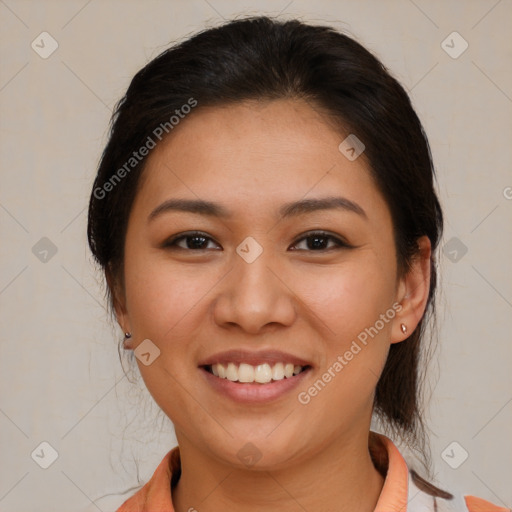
114, 433, 509, 512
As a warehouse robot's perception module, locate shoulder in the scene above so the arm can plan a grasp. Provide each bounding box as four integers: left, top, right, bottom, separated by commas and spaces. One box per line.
408, 471, 461, 512
434, 493, 509, 512
371, 434, 508, 512
81, 447, 179, 512
464, 495, 511, 512
408, 471, 509, 512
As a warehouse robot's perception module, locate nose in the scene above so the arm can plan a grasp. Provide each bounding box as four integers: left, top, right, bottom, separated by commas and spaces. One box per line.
212, 250, 297, 334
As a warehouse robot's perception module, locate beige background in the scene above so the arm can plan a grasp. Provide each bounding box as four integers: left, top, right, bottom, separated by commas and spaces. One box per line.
0, 1, 511, 511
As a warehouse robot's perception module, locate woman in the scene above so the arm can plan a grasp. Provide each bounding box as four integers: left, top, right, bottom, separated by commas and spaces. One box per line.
86, 16, 507, 512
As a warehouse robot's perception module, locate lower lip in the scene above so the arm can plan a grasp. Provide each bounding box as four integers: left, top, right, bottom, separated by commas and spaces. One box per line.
200, 367, 312, 404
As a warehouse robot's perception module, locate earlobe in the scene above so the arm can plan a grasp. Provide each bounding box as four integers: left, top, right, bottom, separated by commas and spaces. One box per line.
391, 236, 432, 344
115, 302, 133, 349
106, 269, 132, 346
123, 331, 133, 349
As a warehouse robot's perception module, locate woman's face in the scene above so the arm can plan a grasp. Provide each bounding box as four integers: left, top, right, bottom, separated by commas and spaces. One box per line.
118, 99, 417, 469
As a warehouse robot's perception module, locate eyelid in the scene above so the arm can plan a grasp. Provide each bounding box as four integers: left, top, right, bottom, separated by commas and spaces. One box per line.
162, 230, 351, 251
163, 230, 222, 250
289, 230, 351, 251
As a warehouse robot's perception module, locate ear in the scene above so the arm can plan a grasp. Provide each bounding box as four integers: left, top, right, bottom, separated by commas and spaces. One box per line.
391, 236, 432, 344
106, 268, 132, 348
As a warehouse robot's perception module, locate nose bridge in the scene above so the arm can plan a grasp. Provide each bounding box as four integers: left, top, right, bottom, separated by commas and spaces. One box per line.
236, 250, 276, 302
213, 245, 296, 332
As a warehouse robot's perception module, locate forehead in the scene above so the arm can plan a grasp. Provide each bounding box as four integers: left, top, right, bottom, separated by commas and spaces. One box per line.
134, 99, 388, 220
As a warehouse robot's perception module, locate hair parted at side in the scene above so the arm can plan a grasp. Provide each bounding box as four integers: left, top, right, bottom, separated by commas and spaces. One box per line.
87, 15, 445, 495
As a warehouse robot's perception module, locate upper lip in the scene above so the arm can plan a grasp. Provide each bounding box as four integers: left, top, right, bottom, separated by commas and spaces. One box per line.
198, 349, 313, 368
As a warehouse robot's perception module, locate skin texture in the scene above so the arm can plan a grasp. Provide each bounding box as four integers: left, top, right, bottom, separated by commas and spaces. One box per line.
113, 99, 431, 512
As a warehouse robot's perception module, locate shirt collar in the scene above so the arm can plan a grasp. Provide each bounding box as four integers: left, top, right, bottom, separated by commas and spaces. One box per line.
370, 431, 409, 512
117, 432, 411, 512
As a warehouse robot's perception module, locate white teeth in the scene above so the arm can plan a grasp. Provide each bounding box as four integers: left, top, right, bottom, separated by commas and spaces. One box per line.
238, 363, 255, 383
284, 363, 294, 378
272, 362, 284, 380
209, 362, 305, 383
255, 363, 272, 383
226, 362, 238, 381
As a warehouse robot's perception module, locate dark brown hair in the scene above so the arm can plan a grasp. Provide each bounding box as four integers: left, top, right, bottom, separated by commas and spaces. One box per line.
87, 16, 448, 497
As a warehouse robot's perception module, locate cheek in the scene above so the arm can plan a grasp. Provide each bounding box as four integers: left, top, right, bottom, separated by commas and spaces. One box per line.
292, 253, 396, 400
123, 249, 199, 336
122, 255, 221, 424
293, 266, 395, 422
296, 255, 396, 342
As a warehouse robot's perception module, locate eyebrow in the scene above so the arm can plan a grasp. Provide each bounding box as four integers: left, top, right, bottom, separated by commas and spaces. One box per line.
148, 196, 367, 222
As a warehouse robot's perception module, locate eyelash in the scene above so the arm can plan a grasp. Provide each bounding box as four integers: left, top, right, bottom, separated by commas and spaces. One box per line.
163, 231, 351, 252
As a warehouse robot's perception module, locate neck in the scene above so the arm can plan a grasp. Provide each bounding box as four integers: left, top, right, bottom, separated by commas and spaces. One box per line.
172, 430, 386, 512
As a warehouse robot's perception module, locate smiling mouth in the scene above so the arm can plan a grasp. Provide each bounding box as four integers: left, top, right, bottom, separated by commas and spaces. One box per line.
202, 362, 311, 384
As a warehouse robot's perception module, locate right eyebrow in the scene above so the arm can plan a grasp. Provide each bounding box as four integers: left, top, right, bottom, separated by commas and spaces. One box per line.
148, 199, 231, 222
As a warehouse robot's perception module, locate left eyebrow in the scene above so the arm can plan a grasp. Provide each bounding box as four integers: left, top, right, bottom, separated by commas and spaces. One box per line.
147, 196, 367, 222
279, 196, 367, 219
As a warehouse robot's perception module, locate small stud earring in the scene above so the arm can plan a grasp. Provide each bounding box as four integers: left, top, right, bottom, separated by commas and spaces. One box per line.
123, 332, 133, 349
400, 324, 407, 334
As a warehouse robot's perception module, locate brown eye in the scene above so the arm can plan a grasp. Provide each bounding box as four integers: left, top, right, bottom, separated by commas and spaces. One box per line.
164, 232, 221, 250
290, 231, 349, 251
